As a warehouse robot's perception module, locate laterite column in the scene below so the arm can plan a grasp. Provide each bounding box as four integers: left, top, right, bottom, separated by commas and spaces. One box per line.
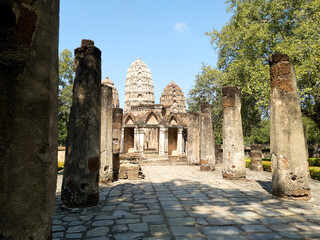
222, 87, 246, 179
200, 102, 216, 171
0, 1, 59, 238
250, 144, 263, 171
270, 52, 310, 200
61, 40, 102, 207
100, 83, 113, 183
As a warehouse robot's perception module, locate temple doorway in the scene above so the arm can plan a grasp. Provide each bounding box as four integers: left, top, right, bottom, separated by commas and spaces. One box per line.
168, 128, 178, 156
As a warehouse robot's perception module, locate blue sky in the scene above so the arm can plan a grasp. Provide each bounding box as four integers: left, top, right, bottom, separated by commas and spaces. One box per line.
59, 0, 230, 108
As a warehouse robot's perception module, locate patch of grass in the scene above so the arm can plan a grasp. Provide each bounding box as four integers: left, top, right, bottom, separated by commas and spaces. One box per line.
58, 161, 64, 171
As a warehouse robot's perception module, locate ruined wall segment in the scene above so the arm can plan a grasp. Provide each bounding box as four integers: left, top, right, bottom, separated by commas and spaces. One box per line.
222, 87, 246, 179
0, 0, 59, 238
270, 52, 310, 200
100, 84, 113, 183
200, 103, 216, 171
160, 81, 186, 113
61, 40, 102, 207
124, 57, 155, 112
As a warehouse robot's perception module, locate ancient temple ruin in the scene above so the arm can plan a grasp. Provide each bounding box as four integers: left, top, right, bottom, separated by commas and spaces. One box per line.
108, 57, 215, 178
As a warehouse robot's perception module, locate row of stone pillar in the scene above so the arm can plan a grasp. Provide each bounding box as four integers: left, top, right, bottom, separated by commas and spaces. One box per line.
222, 53, 310, 200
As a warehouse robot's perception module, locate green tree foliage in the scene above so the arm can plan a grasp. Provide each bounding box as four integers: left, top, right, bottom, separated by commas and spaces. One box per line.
58, 49, 74, 146
188, 64, 223, 144
303, 116, 320, 144
188, 0, 320, 143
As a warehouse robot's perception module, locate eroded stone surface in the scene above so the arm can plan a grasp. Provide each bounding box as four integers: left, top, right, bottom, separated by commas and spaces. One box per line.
61, 39, 101, 208
222, 87, 246, 179
0, 1, 59, 239
270, 53, 310, 200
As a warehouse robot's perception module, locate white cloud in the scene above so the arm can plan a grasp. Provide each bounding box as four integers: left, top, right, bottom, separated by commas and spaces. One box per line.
174, 22, 188, 32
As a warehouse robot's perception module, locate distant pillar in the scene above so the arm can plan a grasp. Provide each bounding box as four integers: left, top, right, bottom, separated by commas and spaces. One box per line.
120, 128, 124, 153
159, 126, 167, 158
187, 113, 200, 164
222, 87, 246, 179
270, 52, 310, 200
134, 128, 139, 152
164, 128, 169, 154
100, 84, 113, 183
61, 40, 101, 207
303, 124, 310, 178
0, 1, 59, 238
200, 103, 216, 171
177, 128, 184, 155
138, 128, 144, 152
250, 144, 263, 171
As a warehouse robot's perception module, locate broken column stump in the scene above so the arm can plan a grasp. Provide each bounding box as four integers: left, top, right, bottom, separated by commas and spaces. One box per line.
200, 102, 216, 171
222, 87, 246, 180
250, 144, 263, 171
0, 1, 59, 238
270, 52, 310, 200
100, 82, 113, 183
61, 40, 102, 207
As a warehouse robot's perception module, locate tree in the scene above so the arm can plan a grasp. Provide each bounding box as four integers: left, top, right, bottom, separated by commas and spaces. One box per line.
188, 64, 223, 143
58, 49, 74, 145
188, 0, 320, 141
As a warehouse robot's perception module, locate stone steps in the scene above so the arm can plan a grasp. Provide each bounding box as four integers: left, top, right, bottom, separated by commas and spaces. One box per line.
139, 158, 187, 166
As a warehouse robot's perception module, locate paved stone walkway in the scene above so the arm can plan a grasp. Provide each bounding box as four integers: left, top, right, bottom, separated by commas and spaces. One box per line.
53, 165, 320, 240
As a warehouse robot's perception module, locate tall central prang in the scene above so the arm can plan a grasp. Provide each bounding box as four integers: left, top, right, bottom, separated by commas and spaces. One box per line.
124, 57, 155, 112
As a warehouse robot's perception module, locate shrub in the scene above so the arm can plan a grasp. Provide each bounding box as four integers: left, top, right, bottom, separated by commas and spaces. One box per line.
245, 158, 251, 168
308, 158, 320, 167
309, 167, 320, 181
244, 158, 320, 181
58, 161, 64, 171
262, 161, 272, 172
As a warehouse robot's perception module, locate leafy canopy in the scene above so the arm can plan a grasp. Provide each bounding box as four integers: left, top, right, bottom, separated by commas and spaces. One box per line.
188, 0, 320, 143
58, 49, 74, 146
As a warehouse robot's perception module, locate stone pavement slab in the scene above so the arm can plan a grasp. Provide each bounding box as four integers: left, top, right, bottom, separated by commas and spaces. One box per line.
53, 165, 320, 239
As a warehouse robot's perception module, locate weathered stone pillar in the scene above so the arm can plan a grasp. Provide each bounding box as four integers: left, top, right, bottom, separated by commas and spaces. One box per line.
134, 127, 139, 152
303, 124, 310, 178
250, 144, 263, 171
112, 108, 123, 179
0, 1, 59, 238
165, 128, 169, 154
138, 128, 144, 152
270, 52, 310, 199
113, 108, 123, 154
200, 103, 216, 171
187, 113, 200, 164
120, 128, 125, 153
159, 126, 167, 157
61, 40, 101, 207
100, 83, 113, 183
222, 87, 246, 179
177, 128, 184, 155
